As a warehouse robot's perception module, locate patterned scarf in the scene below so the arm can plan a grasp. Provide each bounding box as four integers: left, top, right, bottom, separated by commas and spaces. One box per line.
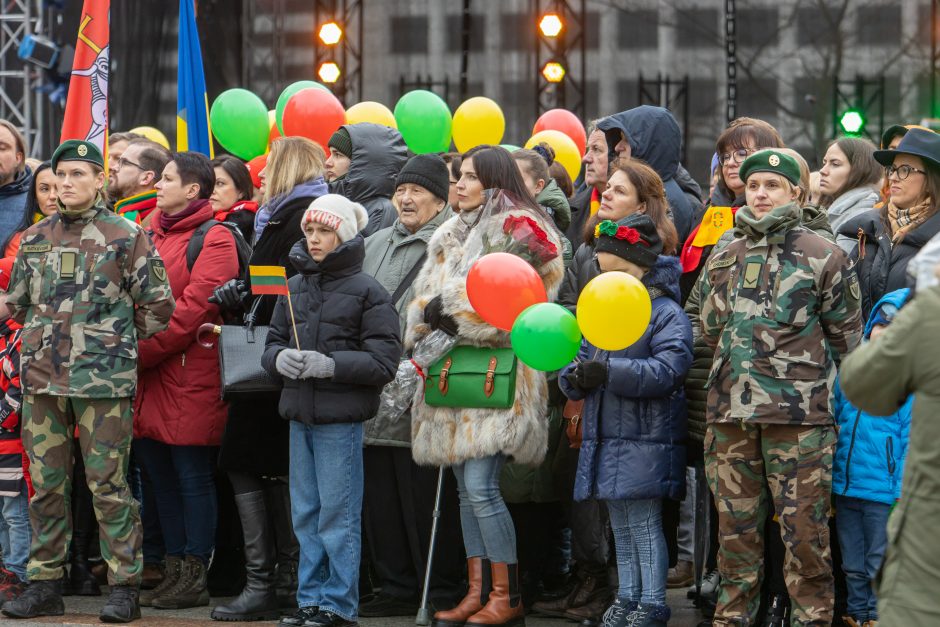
887, 196, 933, 244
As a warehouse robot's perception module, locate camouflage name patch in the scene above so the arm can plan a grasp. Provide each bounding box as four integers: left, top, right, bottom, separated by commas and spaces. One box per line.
20, 243, 51, 253
708, 255, 737, 271
149, 259, 167, 283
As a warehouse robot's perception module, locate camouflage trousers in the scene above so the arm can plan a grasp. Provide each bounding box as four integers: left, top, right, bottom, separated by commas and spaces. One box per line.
704, 422, 836, 626
21, 394, 141, 585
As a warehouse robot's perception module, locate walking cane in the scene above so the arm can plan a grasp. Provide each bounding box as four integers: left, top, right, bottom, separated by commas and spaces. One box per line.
416, 466, 446, 626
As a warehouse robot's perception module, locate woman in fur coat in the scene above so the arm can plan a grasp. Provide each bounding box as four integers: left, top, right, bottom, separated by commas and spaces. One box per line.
405, 145, 565, 627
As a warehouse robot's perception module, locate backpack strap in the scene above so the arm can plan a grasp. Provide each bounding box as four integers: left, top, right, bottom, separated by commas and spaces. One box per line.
186, 220, 219, 272
391, 251, 428, 304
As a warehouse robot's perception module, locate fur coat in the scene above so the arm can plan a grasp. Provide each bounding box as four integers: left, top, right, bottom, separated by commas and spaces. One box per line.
405, 201, 566, 467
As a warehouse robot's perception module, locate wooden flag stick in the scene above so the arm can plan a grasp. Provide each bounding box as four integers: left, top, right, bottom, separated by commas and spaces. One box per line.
285, 289, 302, 349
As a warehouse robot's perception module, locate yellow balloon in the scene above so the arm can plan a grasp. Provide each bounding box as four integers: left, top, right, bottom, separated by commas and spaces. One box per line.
128, 126, 170, 149
525, 129, 581, 180
452, 97, 505, 152
346, 101, 397, 128
576, 271, 652, 351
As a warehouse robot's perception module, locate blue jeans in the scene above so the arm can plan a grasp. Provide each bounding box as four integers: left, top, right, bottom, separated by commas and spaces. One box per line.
452, 455, 516, 564
607, 498, 667, 606
835, 495, 891, 622
133, 439, 217, 563
0, 480, 30, 581
290, 421, 363, 622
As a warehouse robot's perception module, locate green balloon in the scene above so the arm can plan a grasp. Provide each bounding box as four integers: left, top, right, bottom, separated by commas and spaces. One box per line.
210, 89, 270, 160
394, 90, 452, 154
510, 303, 582, 372
500, 144, 521, 152
276, 81, 329, 134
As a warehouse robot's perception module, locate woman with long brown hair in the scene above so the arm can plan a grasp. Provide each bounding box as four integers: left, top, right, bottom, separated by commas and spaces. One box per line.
558, 157, 678, 312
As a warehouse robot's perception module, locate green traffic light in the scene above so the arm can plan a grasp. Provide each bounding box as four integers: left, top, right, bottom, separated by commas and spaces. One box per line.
839, 109, 866, 135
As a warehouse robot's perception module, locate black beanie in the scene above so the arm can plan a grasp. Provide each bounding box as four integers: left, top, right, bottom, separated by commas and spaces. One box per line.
395, 154, 450, 203
593, 213, 662, 268
328, 127, 353, 158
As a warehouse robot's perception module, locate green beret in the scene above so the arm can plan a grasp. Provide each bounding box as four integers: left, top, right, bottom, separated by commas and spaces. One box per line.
51, 139, 104, 171
738, 150, 801, 187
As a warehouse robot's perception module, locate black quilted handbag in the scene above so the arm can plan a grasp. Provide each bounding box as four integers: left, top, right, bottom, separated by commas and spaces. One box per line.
217, 298, 282, 400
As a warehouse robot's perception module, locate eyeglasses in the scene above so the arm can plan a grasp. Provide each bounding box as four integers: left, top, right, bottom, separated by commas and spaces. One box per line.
886, 164, 927, 181
718, 148, 754, 166
117, 156, 143, 170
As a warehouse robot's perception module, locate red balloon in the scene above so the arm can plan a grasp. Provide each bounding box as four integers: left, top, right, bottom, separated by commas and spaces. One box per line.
466, 253, 547, 331
533, 109, 587, 157
282, 88, 346, 148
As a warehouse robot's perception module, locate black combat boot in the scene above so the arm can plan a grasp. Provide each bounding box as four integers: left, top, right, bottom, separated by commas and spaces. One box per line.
1, 579, 65, 618
211, 491, 280, 621
99, 585, 141, 623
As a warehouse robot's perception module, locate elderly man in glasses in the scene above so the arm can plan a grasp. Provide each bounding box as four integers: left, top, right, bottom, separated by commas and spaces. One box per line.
108, 139, 172, 227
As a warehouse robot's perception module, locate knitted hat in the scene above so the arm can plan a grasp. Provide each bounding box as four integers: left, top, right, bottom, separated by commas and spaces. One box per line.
593, 213, 662, 269
739, 150, 801, 187
395, 154, 450, 202
328, 127, 353, 159
302, 193, 368, 243
51, 139, 104, 171
0, 257, 13, 292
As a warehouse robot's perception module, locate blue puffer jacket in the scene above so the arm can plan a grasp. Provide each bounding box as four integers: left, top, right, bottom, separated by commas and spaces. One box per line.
560, 256, 693, 502
833, 289, 913, 505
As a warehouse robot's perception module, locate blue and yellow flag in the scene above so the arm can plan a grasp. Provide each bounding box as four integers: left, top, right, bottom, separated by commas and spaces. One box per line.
177, 0, 213, 156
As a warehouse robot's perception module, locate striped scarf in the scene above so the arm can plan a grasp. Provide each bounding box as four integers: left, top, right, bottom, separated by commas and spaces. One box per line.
887, 197, 933, 244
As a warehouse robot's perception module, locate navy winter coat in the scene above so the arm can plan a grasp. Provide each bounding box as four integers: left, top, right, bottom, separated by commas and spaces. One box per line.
560, 256, 692, 502
261, 236, 402, 425
598, 107, 695, 244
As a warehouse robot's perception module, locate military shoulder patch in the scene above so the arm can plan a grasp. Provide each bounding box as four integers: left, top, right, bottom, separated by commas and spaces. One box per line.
20, 243, 51, 253
848, 274, 860, 300
149, 258, 167, 283
708, 255, 737, 271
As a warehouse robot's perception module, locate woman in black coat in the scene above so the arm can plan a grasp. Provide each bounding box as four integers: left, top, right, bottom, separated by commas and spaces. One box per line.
839, 128, 940, 318
210, 137, 329, 621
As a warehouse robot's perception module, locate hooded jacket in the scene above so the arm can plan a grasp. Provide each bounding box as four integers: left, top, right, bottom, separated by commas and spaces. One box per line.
839, 208, 940, 319
0, 167, 31, 253
827, 186, 879, 253
560, 256, 692, 502
598, 107, 695, 242
833, 289, 912, 505
536, 179, 572, 233
330, 123, 408, 237
261, 236, 401, 425
134, 200, 239, 446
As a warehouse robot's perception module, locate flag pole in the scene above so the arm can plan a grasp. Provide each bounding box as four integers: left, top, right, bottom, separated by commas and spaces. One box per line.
285, 290, 302, 350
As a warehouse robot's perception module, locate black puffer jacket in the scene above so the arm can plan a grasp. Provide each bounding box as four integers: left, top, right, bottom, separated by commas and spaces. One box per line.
262, 236, 401, 425
558, 242, 598, 313
330, 123, 408, 237
839, 208, 940, 318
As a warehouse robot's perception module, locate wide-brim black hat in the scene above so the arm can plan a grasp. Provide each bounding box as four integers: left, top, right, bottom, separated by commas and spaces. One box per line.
874, 128, 940, 169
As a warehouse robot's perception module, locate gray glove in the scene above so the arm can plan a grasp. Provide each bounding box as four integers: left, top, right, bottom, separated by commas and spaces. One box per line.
298, 350, 336, 379
275, 349, 305, 379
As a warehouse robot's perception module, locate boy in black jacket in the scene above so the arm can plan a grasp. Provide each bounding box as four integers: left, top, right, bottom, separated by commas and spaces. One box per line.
262, 194, 401, 627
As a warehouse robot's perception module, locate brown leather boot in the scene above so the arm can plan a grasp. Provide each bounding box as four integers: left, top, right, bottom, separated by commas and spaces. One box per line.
433, 557, 492, 627
465, 562, 525, 627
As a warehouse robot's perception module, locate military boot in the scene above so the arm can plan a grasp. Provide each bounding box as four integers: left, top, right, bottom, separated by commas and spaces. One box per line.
1, 579, 65, 618
139, 555, 183, 607
99, 585, 141, 623
152, 555, 210, 609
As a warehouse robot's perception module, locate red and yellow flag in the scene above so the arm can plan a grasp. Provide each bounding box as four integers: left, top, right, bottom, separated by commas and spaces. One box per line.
249, 266, 289, 296
60, 0, 110, 152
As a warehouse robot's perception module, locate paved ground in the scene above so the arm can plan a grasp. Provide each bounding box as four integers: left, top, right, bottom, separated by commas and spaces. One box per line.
7, 588, 706, 626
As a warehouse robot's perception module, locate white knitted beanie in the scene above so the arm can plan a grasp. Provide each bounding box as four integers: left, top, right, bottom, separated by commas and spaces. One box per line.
302, 194, 369, 243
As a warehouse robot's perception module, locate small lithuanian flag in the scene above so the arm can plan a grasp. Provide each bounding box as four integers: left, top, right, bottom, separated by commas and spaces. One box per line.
249, 265, 289, 296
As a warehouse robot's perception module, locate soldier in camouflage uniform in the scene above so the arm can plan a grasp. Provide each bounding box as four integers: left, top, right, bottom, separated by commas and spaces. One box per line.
697, 150, 862, 626
1, 140, 174, 623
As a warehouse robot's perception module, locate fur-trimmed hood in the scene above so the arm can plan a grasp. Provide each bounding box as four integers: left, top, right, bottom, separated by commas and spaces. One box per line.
643, 255, 683, 304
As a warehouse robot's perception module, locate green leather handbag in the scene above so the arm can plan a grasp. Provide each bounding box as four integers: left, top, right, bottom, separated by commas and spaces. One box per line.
423, 346, 518, 409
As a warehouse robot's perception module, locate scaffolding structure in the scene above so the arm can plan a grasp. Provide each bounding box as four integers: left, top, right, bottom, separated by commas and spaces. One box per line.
0, 0, 45, 156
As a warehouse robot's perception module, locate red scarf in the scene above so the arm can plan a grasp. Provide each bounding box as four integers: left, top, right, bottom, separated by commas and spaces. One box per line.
214, 200, 259, 222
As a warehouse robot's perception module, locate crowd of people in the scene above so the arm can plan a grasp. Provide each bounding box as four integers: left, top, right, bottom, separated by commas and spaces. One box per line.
0, 105, 935, 627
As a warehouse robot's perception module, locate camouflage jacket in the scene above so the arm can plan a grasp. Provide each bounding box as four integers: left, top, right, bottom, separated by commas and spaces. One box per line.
698, 202, 862, 426
6, 199, 175, 398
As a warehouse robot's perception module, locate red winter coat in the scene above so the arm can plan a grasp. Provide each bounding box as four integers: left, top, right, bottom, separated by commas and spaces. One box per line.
134, 200, 239, 446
